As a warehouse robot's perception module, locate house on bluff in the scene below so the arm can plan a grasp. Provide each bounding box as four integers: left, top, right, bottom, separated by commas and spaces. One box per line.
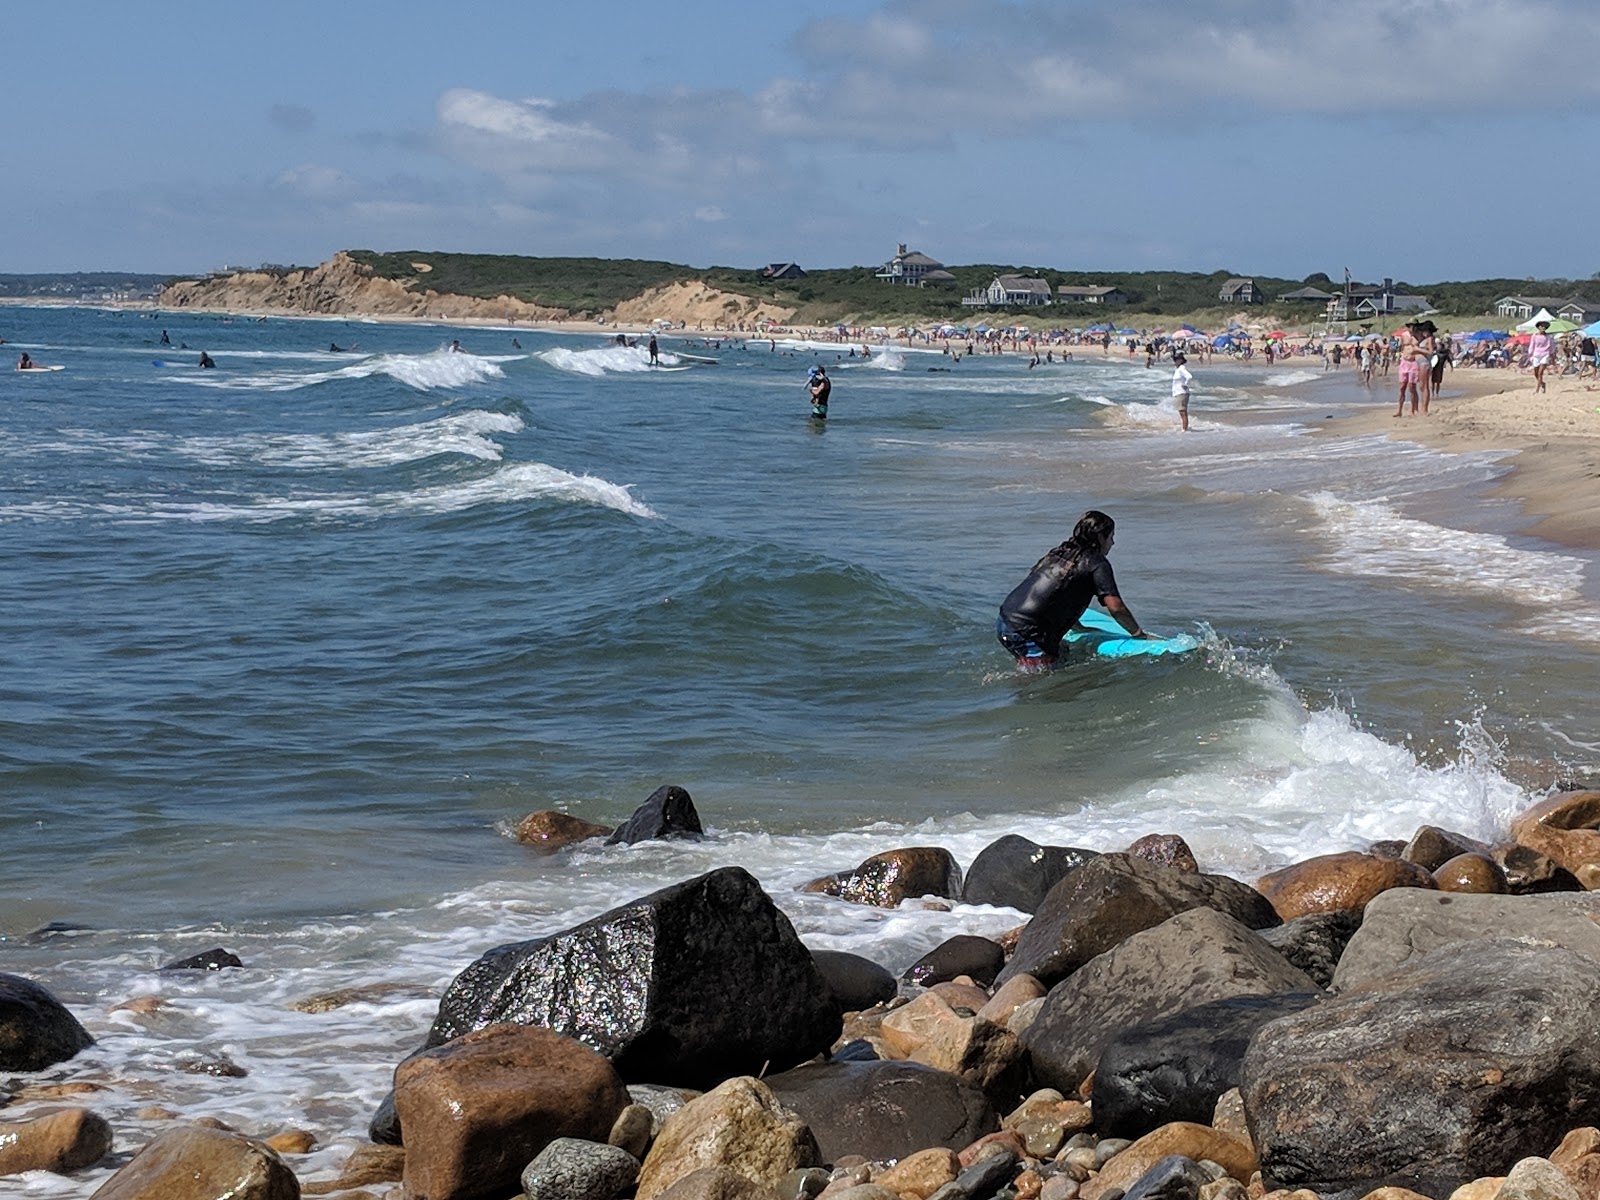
964, 274, 1053, 307
876, 243, 946, 287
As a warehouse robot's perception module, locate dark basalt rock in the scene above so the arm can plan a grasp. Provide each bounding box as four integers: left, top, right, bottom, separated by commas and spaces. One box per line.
1493, 843, 1583, 894
160, 947, 244, 971
903, 935, 1006, 988
1243, 938, 1600, 1196
1092, 991, 1322, 1139
1122, 1155, 1213, 1200
997, 853, 1280, 989
369, 1089, 402, 1145
961, 836, 1099, 913
1257, 909, 1363, 990
801, 847, 963, 908
764, 1059, 998, 1163
811, 950, 897, 1013
425, 866, 840, 1089
0, 973, 94, 1072
605, 785, 703, 845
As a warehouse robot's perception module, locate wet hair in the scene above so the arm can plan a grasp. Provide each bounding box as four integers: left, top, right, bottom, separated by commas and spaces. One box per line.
1034, 510, 1115, 572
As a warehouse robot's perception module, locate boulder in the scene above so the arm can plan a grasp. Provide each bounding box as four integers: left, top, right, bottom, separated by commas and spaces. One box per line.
1091, 991, 1322, 1139
1255, 851, 1437, 920
517, 810, 614, 852
961, 836, 1099, 913
810, 950, 897, 1014
904, 936, 1006, 988
1243, 939, 1600, 1196
395, 1023, 630, 1200
0, 973, 94, 1071
426, 866, 841, 1087
1404, 826, 1492, 872
997, 854, 1280, 989
654, 1166, 784, 1200
522, 1137, 640, 1200
302, 1142, 405, 1193
1499, 1158, 1583, 1200
1493, 845, 1583, 894
1128, 835, 1200, 874
1332, 890, 1600, 991
763, 1060, 998, 1163
607, 785, 704, 845
636, 1077, 818, 1200
1510, 792, 1600, 890
1434, 854, 1509, 894
1081, 1125, 1258, 1200
87, 1125, 296, 1200
0, 1107, 113, 1175
1256, 909, 1362, 990
801, 848, 962, 908
160, 947, 243, 971
1021, 907, 1314, 1093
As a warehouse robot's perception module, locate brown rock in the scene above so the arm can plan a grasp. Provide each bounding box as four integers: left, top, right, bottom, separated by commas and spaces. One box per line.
0, 1107, 113, 1175
1256, 851, 1437, 920
1435, 853, 1509, 894
1404, 826, 1492, 871
111, 996, 167, 1016
1201, 1180, 1248, 1200
394, 1022, 630, 1200
1560, 1154, 1600, 1200
928, 980, 992, 1015
263, 1128, 315, 1155
958, 1128, 1026, 1167
1512, 793, 1600, 890
1495, 844, 1584, 894
135, 1107, 179, 1121
515, 809, 613, 852
1212, 1088, 1251, 1146
637, 1077, 819, 1200
10, 1081, 104, 1102
610, 1102, 655, 1159
1079, 1122, 1258, 1200
654, 1165, 786, 1200
978, 975, 1046, 1028
301, 1143, 406, 1194
1553, 1130, 1600, 1166
1448, 1178, 1507, 1200
87, 1125, 295, 1200
908, 1015, 1029, 1109
880, 992, 963, 1059
875, 1147, 960, 1198
1042, 1176, 1081, 1200
1501, 1156, 1583, 1200
1128, 834, 1199, 873
1257, 1191, 1320, 1200
290, 982, 434, 1013
800, 848, 962, 908
1357, 1189, 1436, 1200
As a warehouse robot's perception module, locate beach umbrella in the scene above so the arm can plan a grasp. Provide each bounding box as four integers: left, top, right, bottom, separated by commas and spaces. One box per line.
1463, 329, 1505, 343
1543, 318, 1579, 333
1582, 320, 1600, 338
1266, 330, 1287, 339
1212, 334, 1235, 348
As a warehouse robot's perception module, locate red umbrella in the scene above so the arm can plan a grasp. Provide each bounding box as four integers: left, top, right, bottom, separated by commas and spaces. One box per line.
1265, 330, 1287, 339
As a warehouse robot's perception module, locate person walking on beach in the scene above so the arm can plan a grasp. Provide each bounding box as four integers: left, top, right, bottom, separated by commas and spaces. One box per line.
1429, 331, 1452, 397
1528, 320, 1555, 394
807, 364, 831, 419
1171, 352, 1193, 431
996, 510, 1151, 671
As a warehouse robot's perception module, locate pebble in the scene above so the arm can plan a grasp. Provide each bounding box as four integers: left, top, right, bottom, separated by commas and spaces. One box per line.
1095, 1139, 1134, 1168
520, 1137, 639, 1200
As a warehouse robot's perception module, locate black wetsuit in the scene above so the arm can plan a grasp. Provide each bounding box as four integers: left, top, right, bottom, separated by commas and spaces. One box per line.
997, 548, 1120, 660
810, 374, 831, 417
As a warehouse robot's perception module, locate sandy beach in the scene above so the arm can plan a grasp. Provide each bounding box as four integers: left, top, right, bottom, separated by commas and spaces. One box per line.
1327, 363, 1600, 549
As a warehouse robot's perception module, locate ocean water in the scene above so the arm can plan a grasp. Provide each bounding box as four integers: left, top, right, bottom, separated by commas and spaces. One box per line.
3, 306, 1598, 1193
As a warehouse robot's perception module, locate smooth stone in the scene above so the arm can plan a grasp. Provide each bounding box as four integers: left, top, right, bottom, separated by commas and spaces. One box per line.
87, 1125, 296, 1200
1403, 826, 1492, 872
1255, 851, 1436, 921
517, 809, 614, 852
655, 1165, 786, 1200
1509, 791, 1600, 890
812, 950, 897, 1014
636, 1077, 819, 1200
1082, 1127, 1255, 1200
610, 1103, 655, 1159
876, 1147, 962, 1199
0, 1107, 113, 1175
905, 936, 1007, 988
1127, 835, 1199, 874
1119, 1155, 1212, 1200
159, 947, 243, 971
962, 836, 1100, 914
1433, 853, 1508, 895
522, 1137, 640, 1200
606, 784, 704, 845
802, 848, 963, 908
0, 973, 95, 1071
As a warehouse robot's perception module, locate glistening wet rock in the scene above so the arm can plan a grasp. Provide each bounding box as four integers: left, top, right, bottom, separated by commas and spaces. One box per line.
606, 785, 704, 845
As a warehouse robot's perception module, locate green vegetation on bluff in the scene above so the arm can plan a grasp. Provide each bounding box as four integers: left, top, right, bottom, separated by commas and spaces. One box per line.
343, 250, 1596, 324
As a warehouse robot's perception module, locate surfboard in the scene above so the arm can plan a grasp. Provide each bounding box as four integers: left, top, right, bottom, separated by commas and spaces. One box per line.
1065, 608, 1200, 659
16, 365, 64, 373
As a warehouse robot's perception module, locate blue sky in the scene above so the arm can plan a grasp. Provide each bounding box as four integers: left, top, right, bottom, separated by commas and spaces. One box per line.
6, 0, 1597, 283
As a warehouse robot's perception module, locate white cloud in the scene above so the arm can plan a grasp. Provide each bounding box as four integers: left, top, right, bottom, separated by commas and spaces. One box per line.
436, 88, 622, 174
274, 165, 354, 199
694, 206, 728, 223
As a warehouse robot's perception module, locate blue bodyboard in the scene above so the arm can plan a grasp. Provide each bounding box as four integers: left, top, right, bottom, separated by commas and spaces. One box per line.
1065, 608, 1200, 659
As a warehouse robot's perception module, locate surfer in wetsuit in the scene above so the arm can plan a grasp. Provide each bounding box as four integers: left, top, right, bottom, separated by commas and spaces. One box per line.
198, 351, 216, 369
17, 353, 33, 370
648, 334, 660, 365
996, 510, 1150, 669
808, 364, 831, 418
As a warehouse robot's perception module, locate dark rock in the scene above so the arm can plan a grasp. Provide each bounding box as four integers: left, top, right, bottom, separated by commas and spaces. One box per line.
831, 1039, 879, 1062
426, 866, 841, 1089
996, 854, 1280, 989
0, 973, 94, 1071
1243, 938, 1600, 1196
953, 1146, 1019, 1200
1127, 835, 1199, 874
763, 1060, 998, 1164
811, 950, 896, 1013
1366, 839, 1407, 860
369, 1089, 402, 1144
160, 947, 243, 971
1491, 844, 1583, 894
522, 1137, 640, 1200
606, 785, 703, 845
1403, 826, 1492, 872
801, 848, 963, 908
1021, 907, 1314, 1093
904, 936, 1006, 988
1257, 910, 1363, 990
1330, 889, 1600, 991
961, 836, 1099, 913
1121, 1155, 1211, 1200
1092, 991, 1322, 1139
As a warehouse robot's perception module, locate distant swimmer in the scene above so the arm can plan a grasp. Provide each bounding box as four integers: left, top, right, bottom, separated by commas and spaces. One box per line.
198, 351, 216, 369
449, 339, 464, 353
996, 510, 1151, 671
329, 342, 345, 353
17, 352, 33, 369
807, 364, 831, 419
512, 337, 522, 349
159, 330, 171, 345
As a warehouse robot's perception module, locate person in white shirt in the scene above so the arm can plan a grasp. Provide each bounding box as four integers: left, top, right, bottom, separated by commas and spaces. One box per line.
1171, 353, 1193, 431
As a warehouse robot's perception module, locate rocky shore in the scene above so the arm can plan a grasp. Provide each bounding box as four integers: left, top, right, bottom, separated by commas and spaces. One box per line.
7, 786, 1600, 1200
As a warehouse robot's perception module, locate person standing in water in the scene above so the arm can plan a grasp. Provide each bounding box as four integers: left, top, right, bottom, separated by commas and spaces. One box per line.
808, 364, 831, 419
648, 334, 660, 365
1171, 352, 1193, 432
996, 510, 1150, 670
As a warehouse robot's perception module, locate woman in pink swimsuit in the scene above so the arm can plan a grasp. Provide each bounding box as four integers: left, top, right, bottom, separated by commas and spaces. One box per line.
1395, 321, 1435, 416
1528, 321, 1555, 394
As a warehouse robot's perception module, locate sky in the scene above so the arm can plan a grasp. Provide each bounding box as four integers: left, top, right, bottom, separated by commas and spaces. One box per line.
5, 0, 1598, 284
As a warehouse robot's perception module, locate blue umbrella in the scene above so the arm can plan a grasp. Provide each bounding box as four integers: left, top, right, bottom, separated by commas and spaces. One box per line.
1212, 334, 1235, 348
1463, 329, 1506, 343
1582, 320, 1600, 338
